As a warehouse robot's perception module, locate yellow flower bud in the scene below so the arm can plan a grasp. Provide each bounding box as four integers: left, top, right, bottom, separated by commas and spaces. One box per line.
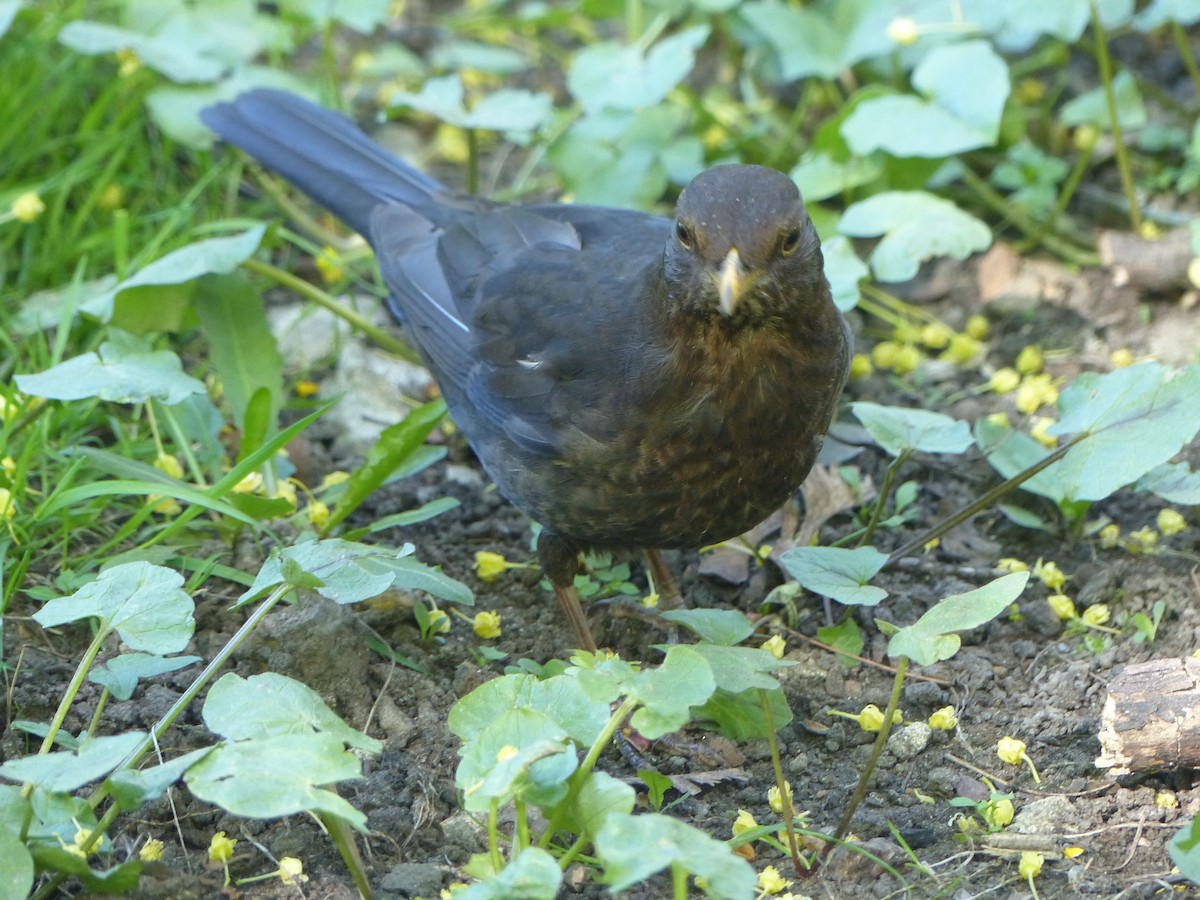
1073, 125, 1099, 152
871, 340, 900, 370
1098, 523, 1120, 549
1110, 347, 1135, 368
767, 782, 793, 814
1126, 526, 1158, 553
893, 344, 922, 374
307, 500, 330, 530
943, 333, 981, 366
1033, 559, 1066, 590
139, 838, 164, 861
473, 610, 502, 639
320, 470, 351, 490
295, 379, 320, 398
0, 487, 15, 520
928, 706, 958, 730
1081, 604, 1110, 627
1019, 851, 1044, 879
762, 635, 786, 659
966, 314, 989, 340
1029, 416, 1058, 448
1157, 509, 1186, 536
208, 831, 237, 863
920, 322, 952, 349
989, 367, 1020, 394
849, 353, 873, 379
154, 453, 184, 480
278, 857, 308, 885
732, 809, 758, 836
984, 798, 1014, 828
886, 16, 919, 45
997, 557, 1028, 573
1015, 345, 1044, 375
474, 550, 509, 581
1046, 594, 1076, 621
11, 191, 45, 223
757, 864, 792, 894
314, 246, 346, 285
1156, 790, 1179, 809
996, 736, 1027, 765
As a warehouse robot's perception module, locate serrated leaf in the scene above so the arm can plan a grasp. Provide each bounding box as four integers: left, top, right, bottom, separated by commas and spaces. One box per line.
595, 813, 756, 898
887, 572, 1029, 665
33, 562, 194, 655
851, 402, 973, 456
203, 673, 382, 752
778, 546, 889, 606
838, 191, 991, 282
16, 330, 205, 406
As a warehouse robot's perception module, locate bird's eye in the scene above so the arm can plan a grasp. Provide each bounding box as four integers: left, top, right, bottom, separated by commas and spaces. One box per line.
675, 221, 694, 250
780, 227, 802, 256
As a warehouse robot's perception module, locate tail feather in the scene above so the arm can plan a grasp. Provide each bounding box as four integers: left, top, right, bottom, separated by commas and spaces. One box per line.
200, 89, 446, 238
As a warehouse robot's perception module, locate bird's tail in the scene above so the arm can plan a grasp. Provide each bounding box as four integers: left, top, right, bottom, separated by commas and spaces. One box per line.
200, 89, 446, 238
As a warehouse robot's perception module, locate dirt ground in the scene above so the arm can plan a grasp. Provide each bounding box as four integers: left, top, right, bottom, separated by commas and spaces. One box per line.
6, 245, 1200, 899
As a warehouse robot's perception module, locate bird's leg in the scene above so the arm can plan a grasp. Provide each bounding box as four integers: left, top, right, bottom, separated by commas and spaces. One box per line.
646, 549, 684, 610
537, 531, 599, 652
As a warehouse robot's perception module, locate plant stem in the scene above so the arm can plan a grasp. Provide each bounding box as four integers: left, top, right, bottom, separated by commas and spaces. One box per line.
538, 695, 640, 849
488, 799, 504, 873
466, 128, 479, 196
860, 450, 908, 547
759, 689, 803, 871
33, 623, 109, 761
242, 257, 418, 362
833, 656, 908, 841
1171, 22, 1200, 101
886, 434, 1086, 564
1089, 1, 1142, 231
321, 812, 374, 900
671, 861, 688, 900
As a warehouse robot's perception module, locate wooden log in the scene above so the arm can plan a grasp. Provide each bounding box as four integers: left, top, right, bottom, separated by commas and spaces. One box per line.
1095, 658, 1200, 775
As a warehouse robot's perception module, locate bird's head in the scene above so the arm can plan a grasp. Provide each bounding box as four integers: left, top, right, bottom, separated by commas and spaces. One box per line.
664, 165, 826, 322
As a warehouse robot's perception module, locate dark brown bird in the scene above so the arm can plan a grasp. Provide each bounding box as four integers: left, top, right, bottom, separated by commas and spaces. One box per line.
201, 89, 851, 651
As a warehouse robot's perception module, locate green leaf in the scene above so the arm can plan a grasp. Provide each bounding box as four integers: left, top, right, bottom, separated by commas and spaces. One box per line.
1135, 0, 1200, 30
194, 273, 283, 438
88, 652, 201, 702
739, 0, 892, 81
455, 709, 575, 812
887, 572, 1030, 666
778, 546, 889, 606
149, 68, 312, 149
278, 0, 389, 32
203, 673, 382, 753
851, 402, 973, 457
1137, 462, 1200, 504
568, 770, 637, 842
364, 496, 460, 532
16, 330, 205, 406
1170, 815, 1200, 883
33, 562, 194, 655
659, 609, 756, 645
0, 732, 146, 793
185, 733, 368, 829
25, 847, 141, 894
448, 673, 610, 747
389, 74, 552, 134
1060, 70, 1146, 130
628, 646, 717, 739
58, 20, 225, 82
431, 40, 529, 74
326, 399, 447, 531
842, 41, 1009, 157
595, 812, 756, 898
839, 192, 992, 282
817, 617, 865, 668
105, 747, 213, 809
0, 828, 33, 899
78, 226, 266, 322
568, 26, 709, 114
679, 645, 791, 694
455, 846, 562, 900
821, 235, 869, 311
238, 538, 472, 607
695, 685, 792, 739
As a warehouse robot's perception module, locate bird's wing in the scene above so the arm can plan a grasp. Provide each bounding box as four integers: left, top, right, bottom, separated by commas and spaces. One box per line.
374, 202, 669, 459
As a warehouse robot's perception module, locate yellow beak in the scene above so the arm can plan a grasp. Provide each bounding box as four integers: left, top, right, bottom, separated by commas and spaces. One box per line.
717, 248, 749, 316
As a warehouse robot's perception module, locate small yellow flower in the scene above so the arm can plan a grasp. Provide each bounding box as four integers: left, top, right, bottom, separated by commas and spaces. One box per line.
154, 452, 184, 479
986, 411, 1011, 429
942, 333, 981, 366
1073, 124, 1099, 152
989, 367, 1020, 394
147, 494, 181, 516
641, 591, 659, 608
1, 456, 14, 479
320, 470, 351, 490
440, 884, 468, 899
757, 864, 792, 894
233, 472, 263, 494
886, 16, 919, 45
923, 537, 940, 553
830, 703, 902, 732
1015, 373, 1058, 414
434, 123, 471, 164
307, 499, 330, 530
732, 809, 758, 836
295, 379, 320, 399
928, 706, 958, 730
0, 487, 15, 520
427, 607, 451, 635
1029, 416, 1057, 448
849, 353, 873, 379
1110, 347, 1135, 368
97, 183, 124, 211
314, 246, 346, 285
139, 838, 164, 861
1155, 790, 1179, 809
1126, 526, 1158, 553
966, 314, 989, 340
116, 47, 141, 76
1032, 559, 1066, 590
1019, 851, 1044, 880
1098, 523, 1120, 549
11, 191, 45, 223
762, 635, 786, 659
1157, 509, 1187, 536
1015, 345, 1044, 375
208, 831, 237, 863
1063, 846, 1084, 859
475, 550, 509, 581
1081, 604, 1110, 627
893, 344, 922, 375
473, 610, 502, 639
1138, 220, 1162, 240
893, 322, 921, 344
1015, 78, 1046, 105
983, 798, 1014, 829
278, 857, 308, 885
273, 479, 298, 512
871, 340, 900, 370
920, 322, 952, 349
997, 558, 1028, 574
996, 736, 1027, 765
767, 782, 793, 815
1046, 594, 1076, 621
